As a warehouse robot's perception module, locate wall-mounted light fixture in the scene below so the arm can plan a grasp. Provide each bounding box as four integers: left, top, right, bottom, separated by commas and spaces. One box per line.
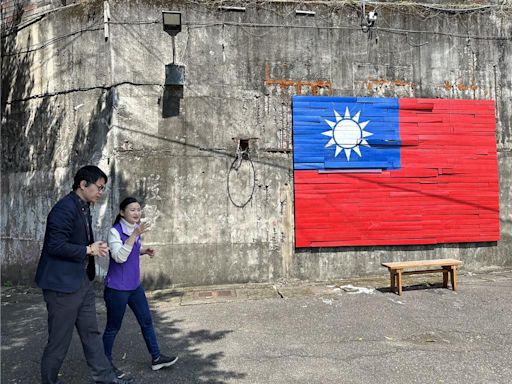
360, 0, 378, 36
162, 10, 182, 64
162, 11, 182, 36
162, 11, 185, 118
366, 11, 377, 27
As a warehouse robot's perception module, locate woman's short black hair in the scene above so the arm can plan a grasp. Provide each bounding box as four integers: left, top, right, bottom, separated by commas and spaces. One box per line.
72, 165, 108, 190
114, 197, 141, 224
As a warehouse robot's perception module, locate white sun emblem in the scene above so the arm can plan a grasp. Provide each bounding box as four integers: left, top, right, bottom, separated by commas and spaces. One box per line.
322, 107, 373, 160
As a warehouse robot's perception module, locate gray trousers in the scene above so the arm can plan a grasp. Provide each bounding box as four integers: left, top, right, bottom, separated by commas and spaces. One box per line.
41, 275, 116, 384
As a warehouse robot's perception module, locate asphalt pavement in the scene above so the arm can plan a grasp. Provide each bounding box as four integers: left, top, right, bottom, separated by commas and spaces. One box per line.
2, 270, 512, 384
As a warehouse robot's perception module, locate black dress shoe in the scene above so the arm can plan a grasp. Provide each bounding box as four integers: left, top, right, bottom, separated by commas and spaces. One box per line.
112, 377, 134, 384
111, 363, 127, 379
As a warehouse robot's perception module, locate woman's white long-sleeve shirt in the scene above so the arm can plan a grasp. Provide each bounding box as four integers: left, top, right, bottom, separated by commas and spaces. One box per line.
107, 218, 138, 263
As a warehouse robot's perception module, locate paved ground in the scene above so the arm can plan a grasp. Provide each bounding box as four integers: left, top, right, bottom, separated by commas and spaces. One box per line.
2, 270, 512, 384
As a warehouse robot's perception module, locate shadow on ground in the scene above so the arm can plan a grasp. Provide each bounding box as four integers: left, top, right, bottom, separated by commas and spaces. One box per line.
0, 287, 245, 384
375, 282, 448, 295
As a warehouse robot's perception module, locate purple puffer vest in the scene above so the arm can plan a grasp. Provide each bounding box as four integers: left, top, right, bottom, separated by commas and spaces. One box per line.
105, 222, 141, 291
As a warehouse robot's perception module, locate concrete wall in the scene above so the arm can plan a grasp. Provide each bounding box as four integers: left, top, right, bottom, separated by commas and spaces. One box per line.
2, 0, 512, 287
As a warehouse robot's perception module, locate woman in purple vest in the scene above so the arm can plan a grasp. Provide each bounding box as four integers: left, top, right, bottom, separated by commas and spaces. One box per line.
103, 197, 178, 377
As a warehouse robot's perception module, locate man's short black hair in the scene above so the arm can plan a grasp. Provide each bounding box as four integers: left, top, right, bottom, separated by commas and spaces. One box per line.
72, 165, 108, 190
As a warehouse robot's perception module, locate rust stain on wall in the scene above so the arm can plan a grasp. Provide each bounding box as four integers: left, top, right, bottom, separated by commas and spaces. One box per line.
443, 80, 479, 92
265, 63, 332, 95
367, 78, 416, 92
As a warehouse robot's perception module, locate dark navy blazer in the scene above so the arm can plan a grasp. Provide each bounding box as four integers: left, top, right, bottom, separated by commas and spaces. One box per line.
35, 192, 95, 293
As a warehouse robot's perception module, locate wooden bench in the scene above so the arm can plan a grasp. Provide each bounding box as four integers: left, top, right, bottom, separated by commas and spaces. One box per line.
381, 259, 463, 296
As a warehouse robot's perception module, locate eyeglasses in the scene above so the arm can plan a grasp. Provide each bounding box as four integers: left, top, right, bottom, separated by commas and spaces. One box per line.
93, 183, 106, 192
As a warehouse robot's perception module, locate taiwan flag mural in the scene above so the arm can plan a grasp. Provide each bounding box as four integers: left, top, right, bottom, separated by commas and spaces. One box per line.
292, 96, 500, 248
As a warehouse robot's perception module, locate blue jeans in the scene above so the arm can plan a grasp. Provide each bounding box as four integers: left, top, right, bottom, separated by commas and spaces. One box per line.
102, 285, 160, 361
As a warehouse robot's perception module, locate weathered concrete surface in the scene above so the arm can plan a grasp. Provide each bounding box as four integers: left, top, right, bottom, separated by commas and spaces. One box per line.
1, 1, 512, 287
2, 270, 512, 383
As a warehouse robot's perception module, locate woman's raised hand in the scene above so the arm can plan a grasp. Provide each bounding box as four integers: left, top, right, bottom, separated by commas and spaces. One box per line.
134, 221, 151, 236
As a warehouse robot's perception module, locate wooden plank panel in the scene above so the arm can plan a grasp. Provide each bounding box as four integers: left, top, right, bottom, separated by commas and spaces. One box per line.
292, 97, 500, 247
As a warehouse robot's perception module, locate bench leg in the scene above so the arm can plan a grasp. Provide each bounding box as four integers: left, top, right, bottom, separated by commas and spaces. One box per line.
389, 270, 396, 294
397, 271, 403, 296
450, 267, 457, 291
442, 267, 449, 288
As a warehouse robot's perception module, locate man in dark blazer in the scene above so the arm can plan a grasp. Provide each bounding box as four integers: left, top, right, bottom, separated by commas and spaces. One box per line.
36, 165, 133, 384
